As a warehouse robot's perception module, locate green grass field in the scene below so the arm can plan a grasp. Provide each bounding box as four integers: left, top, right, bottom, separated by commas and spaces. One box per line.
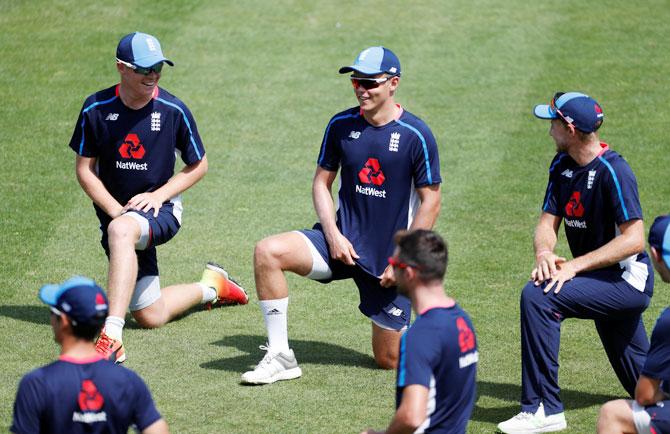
2, 1, 670, 432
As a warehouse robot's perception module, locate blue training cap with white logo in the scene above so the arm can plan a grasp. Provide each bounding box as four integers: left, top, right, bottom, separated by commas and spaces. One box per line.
39, 276, 108, 326
116, 32, 174, 68
649, 215, 670, 269
533, 91, 604, 133
339, 46, 401, 76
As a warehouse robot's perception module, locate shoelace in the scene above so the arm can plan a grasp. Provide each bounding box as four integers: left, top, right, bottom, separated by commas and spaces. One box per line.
257, 345, 277, 367
513, 412, 534, 421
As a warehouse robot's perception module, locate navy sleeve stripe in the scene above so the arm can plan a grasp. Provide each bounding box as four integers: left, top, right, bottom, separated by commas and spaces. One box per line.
317, 113, 358, 166
156, 97, 203, 160
398, 332, 408, 387
78, 96, 118, 155
396, 119, 434, 185
598, 156, 629, 220
542, 181, 553, 211
548, 153, 567, 173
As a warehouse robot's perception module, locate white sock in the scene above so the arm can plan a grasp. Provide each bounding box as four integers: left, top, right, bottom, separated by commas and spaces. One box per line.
198, 282, 217, 303
104, 316, 125, 341
260, 298, 290, 353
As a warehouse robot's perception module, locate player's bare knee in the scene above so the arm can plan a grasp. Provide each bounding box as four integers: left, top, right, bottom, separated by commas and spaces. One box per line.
254, 238, 283, 270
107, 218, 139, 245
131, 309, 167, 329
374, 351, 398, 370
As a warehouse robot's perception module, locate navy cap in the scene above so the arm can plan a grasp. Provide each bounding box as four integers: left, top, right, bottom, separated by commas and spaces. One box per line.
649, 215, 670, 269
116, 32, 174, 68
339, 46, 401, 76
39, 277, 108, 326
534, 92, 604, 133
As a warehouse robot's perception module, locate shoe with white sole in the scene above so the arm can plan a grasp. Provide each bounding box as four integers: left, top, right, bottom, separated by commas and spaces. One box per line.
497, 403, 567, 433
241, 345, 302, 385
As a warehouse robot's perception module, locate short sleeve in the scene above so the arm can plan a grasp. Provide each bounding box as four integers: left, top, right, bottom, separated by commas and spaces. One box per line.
642, 308, 670, 380
174, 102, 205, 166
398, 327, 437, 388
129, 372, 162, 431
601, 157, 643, 224
68, 99, 99, 157
541, 153, 565, 215
316, 116, 343, 172
410, 124, 441, 187
11, 373, 45, 434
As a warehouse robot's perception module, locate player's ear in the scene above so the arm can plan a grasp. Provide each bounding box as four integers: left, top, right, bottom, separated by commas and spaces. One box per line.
650, 246, 662, 263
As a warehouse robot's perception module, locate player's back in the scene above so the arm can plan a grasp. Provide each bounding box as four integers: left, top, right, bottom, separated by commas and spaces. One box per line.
12, 357, 160, 434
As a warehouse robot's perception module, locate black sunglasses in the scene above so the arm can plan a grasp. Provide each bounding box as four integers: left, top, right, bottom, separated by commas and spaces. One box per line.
350, 75, 397, 90
117, 58, 164, 75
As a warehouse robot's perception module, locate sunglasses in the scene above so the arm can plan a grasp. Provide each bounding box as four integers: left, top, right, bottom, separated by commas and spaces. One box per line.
388, 256, 422, 270
351, 75, 396, 90
117, 58, 164, 75
549, 92, 576, 132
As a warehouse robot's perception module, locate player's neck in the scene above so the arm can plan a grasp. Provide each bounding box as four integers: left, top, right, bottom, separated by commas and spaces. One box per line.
118, 84, 154, 110
568, 137, 601, 166
362, 100, 400, 127
410, 283, 455, 314
60, 337, 99, 360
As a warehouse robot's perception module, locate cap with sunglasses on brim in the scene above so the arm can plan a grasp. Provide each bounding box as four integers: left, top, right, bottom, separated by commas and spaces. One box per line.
39, 276, 109, 326
649, 215, 670, 269
534, 92, 604, 133
116, 32, 174, 68
339, 46, 401, 77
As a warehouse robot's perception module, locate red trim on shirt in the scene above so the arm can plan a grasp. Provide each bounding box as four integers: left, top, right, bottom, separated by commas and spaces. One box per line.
115, 84, 120, 96
59, 354, 104, 364
598, 142, 609, 155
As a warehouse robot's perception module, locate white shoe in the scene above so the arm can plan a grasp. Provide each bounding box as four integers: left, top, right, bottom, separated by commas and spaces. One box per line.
497, 403, 567, 433
241, 345, 302, 385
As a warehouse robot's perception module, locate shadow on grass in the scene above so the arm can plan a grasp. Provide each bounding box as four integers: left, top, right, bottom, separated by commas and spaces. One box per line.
201, 334, 377, 372
472, 380, 620, 424
0, 305, 50, 325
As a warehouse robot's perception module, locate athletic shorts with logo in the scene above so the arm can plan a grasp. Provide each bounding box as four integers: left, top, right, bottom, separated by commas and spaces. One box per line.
299, 223, 410, 331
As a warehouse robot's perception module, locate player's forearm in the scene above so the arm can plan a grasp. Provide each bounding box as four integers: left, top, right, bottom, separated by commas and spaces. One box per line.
409, 189, 440, 230
313, 181, 339, 236
533, 223, 558, 258
635, 375, 664, 406
76, 164, 123, 218
153, 156, 208, 203
570, 219, 645, 273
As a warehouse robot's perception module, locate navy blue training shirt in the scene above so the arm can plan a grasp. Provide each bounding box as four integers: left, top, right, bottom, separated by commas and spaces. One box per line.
642, 308, 670, 382
317, 106, 441, 277
11, 356, 161, 434
69, 85, 205, 209
396, 305, 478, 433
541, 143, 650, 293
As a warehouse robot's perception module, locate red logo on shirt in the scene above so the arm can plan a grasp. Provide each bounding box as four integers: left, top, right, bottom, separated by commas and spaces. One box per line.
78, 379, 104, 411
457, 317, 475, 353
118, 133, 145, 159
565, 191, 585, 218
358, 158, 386, 186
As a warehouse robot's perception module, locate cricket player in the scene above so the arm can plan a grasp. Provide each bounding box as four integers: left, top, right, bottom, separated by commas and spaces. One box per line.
597, 215, 670, 434
11, 277, 168, 434
498, 92, 653, 433
69, 32, 248, 364
360, 229, 478, 434
242, 46, 442, 384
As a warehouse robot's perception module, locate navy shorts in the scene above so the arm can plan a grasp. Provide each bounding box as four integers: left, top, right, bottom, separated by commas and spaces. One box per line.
98, 203, 181, 280
299, 223, 410, 331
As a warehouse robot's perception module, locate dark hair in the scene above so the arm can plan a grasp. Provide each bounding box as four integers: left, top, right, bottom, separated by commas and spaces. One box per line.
394, 229, 448, 282
71, 321, 105, 341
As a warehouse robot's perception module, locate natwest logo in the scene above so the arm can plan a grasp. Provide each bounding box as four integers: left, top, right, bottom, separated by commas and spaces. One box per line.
78, 379, 104, 411
119, 133, 145, 159
358, 158, 385, 186
565, 191, 585, 218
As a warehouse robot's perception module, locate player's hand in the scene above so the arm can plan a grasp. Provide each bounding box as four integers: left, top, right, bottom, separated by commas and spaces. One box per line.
124, 192, 164, 217
379, 264, 396, 288
326, 232, 360, 266
543, 258, 575, 294
530, 251, 565, 286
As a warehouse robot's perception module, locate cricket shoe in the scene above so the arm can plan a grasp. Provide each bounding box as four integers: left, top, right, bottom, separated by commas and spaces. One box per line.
201, 262, 249, 308
241, 345, 302, 385
497, 403, 566, 433
95, 329, 126, 364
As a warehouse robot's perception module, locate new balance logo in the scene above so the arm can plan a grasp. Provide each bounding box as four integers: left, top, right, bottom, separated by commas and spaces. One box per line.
561, 169, 573, 178
388, 307, 403, 317
266, 308, 282, 315
389, 132, 400, 152
349, 131, 361, 139
151, 112, 161, 132
105, 113, 119, 121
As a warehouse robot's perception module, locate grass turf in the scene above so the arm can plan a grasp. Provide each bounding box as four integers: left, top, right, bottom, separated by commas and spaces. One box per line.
2, 0, 670, 432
